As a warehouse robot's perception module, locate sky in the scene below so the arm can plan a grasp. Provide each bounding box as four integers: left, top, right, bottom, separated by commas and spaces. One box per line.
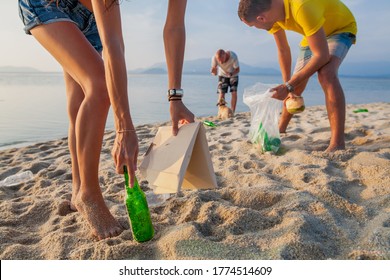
1, 0, 390, 72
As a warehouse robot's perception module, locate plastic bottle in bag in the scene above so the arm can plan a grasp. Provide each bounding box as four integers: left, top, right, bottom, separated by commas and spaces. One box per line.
243, 83, 282, 153
256, 122, 281, 153
124, 166, 154, 242
0, 170, 34, 187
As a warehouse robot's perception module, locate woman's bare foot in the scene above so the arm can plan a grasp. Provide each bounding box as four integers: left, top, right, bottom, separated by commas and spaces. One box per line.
70, 196, 78, 212
74, 191, 123, 240
58, 200, 77, 216
70, 183, 80, 212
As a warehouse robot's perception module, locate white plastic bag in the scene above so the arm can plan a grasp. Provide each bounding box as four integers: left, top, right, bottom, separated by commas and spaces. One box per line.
243, 83, 283, 153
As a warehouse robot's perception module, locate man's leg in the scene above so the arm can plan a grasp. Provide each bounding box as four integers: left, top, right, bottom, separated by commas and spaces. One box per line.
218, 92, 226, 104
217, 76, 227, 105
229, 76, 239, 114
317, 56, 345, 152
231, 91, 237, 114
278, 80, 309, 133
318, 32, 354, 152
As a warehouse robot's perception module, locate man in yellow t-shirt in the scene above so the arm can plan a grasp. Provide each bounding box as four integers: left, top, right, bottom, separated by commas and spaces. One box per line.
238, 0, 357, 152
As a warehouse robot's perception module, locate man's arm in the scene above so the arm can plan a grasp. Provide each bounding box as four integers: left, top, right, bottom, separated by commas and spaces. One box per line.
272, 28, 330, 100
230, 66, 240, 76
273, 29, 292, 83
210, 56, 218, 75
288, 27, 329, 89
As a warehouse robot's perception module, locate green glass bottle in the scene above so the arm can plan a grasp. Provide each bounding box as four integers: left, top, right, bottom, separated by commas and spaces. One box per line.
123, 166, 154, 242
353, 108, 368, 113
203, 120, 217, 127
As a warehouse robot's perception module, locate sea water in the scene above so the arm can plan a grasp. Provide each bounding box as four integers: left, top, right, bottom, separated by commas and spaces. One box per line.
0, 72, 389, 150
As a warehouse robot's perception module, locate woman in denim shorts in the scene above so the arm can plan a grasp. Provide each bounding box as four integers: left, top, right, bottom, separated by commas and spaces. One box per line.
18, 0, 194, 240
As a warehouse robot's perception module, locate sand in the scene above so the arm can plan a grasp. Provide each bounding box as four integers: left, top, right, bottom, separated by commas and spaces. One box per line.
0, 102, 389, 260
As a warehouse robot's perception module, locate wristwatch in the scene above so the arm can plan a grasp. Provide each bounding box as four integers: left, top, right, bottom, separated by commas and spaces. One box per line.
167, 89, 184, 101
285, 82, 294, 93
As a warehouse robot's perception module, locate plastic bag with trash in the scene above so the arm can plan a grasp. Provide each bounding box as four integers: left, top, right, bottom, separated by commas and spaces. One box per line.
243, 83, 283, 153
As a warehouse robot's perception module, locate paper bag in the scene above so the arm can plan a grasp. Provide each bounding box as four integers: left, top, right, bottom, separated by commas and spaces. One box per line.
139, 122, 217, 194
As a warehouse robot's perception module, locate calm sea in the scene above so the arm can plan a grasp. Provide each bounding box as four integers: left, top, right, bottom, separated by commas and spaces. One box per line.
0, 72, 389, 150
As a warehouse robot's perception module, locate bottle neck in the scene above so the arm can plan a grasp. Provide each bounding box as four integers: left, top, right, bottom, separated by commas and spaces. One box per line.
125, 177, 140, 195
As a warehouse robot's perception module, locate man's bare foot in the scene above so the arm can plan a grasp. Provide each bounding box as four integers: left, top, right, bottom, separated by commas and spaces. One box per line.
325, 144, 345, 153
74, 191, 123, 240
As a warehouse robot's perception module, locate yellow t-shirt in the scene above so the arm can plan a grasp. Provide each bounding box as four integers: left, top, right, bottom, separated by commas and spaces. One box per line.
269, 0, 357, 47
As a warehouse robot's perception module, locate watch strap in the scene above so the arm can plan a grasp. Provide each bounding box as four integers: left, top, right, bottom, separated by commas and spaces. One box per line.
285, 82, 294, 93
167, 89, 184, 101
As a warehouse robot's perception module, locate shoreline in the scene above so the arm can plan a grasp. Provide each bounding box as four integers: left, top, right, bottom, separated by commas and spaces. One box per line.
0, 101, 387, 152
1, 102, 390, 260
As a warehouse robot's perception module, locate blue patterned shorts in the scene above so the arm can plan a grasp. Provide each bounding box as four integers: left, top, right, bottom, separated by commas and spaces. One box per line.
294, 32, 356, 73
18, 0, 102, 52
217, 76, 239, 94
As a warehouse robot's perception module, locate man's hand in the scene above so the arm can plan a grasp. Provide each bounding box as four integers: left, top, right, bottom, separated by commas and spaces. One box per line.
271, 84, 290, 101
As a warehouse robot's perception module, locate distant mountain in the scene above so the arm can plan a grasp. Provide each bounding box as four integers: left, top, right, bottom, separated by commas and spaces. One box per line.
140, 67, 167, 74
129, 58, 280, 76
130, 59, 390, 78
0, 66, 40, 73
340, 61, 390, 78
128, 67, 166, 74
3, 60, 389, 77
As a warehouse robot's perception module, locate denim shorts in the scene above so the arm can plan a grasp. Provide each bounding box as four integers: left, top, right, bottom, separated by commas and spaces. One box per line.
294, 32, 356, 73
18, 0, 102, 52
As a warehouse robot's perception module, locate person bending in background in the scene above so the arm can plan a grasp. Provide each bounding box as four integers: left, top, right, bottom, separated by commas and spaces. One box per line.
18, 0, 194, 240
211, 49, 240, 114
238, 0, 357, 152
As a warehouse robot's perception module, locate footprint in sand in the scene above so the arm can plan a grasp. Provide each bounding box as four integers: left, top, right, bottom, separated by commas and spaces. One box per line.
382, 218, 390, 228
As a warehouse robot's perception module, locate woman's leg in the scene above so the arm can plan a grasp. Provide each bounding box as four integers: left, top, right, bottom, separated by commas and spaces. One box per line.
31, 21, 122, 239
64, 72, 84, 210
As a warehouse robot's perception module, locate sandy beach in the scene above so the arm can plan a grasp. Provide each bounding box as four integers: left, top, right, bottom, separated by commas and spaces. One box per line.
0, 102, 389, 260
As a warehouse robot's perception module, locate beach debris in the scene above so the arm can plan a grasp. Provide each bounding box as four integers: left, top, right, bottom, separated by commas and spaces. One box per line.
203, 120, 217, 127
145, 192, 171, 207
123, 166, 154, 242
286, 94, 305, 114
0, 170, 34, 187
353, 108, 369, 113
243, 83, 282, 154
254, 122, 281, 153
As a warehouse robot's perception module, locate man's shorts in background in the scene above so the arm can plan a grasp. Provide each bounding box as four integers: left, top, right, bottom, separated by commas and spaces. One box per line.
293, 32, 356, 73
18, 0, 102, 52
217, 76, 239, 94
